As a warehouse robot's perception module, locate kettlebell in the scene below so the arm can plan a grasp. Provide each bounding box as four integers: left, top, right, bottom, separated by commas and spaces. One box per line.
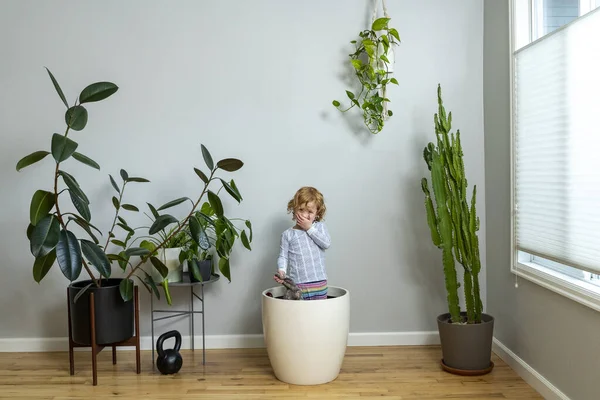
156, 330, 183, 375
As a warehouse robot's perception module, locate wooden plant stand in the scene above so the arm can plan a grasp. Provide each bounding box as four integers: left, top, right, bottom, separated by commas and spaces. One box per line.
67, 285, 141, 386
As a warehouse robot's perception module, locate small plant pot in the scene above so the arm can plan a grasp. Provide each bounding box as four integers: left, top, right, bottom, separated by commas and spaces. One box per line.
68, 278, 134, 346
437, 312, 495, 374
189, 259, 212, 282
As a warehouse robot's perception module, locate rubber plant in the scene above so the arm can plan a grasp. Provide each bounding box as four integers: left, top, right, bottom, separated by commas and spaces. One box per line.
420, 84, 483, 324
332, 17, 400, 134
16, 68, 253, 304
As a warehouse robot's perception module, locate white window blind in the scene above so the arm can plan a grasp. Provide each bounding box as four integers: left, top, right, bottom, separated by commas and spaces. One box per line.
514, 7, 600, 274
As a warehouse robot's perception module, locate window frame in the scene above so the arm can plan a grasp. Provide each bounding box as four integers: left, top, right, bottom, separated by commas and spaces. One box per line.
509, 0, 600, 313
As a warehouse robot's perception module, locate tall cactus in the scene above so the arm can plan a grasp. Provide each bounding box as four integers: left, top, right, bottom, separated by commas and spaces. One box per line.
421, 84, 483, 324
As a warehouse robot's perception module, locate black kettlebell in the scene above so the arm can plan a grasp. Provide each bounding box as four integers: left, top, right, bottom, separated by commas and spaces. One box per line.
156, 330, 183, 375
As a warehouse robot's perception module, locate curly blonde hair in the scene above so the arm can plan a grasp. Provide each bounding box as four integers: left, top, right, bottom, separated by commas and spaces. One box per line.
287, 186, 327, 222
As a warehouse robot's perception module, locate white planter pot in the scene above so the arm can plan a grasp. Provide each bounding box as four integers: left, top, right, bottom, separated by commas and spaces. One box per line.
261, 286, 350, 385
150, 248, 183, 283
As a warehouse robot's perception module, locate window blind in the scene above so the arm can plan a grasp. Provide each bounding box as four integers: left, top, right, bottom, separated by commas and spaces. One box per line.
514, 8, 600, 274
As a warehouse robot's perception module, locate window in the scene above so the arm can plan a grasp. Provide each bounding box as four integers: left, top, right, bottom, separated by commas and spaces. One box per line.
510, 1, 600, 311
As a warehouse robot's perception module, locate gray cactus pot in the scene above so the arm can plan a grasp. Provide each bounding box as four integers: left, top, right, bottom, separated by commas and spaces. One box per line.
437, 312, 494, 372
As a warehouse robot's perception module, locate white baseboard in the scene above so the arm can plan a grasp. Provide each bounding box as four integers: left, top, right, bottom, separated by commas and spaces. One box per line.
0, 331, 439, 353
492, 338, 570, 400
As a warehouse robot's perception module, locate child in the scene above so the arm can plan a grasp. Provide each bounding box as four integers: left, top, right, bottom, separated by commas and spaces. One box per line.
274, 186, 331, 300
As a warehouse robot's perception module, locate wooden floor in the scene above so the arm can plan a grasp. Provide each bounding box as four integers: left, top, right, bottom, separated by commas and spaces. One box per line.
0, 346, 541, 399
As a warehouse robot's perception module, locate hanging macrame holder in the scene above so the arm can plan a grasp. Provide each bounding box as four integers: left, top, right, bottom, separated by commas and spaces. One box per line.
371, 0, 394, 119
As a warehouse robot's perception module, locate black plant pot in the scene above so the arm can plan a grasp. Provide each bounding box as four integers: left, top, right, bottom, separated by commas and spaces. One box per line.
68, 278, 135, 346
437, 312, 495, 373
189, 259, 212, 282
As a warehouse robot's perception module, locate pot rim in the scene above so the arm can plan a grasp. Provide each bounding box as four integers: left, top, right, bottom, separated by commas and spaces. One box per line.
261, 286, 349, 300
437, 312, 495, 325
69, 277, 132, 289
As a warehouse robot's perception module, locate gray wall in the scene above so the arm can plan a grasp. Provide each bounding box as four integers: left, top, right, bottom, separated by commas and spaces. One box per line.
484, 1, 600, 399
0, 0, 485, 341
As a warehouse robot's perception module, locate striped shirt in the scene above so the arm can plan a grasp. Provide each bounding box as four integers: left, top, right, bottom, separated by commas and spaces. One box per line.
277, 221, 331, 284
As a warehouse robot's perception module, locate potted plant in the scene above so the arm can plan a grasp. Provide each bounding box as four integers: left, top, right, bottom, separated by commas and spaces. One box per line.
139, 227, 190, 283
16, 68, 253, 345
420, 84, 494, 374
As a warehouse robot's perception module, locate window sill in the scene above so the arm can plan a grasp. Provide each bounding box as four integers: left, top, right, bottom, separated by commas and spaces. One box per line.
512, 261, 600, 313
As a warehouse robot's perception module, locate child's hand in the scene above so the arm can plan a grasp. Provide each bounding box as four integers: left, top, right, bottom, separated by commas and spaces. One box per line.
296, 214, 312, 230
274, 270, 285, 284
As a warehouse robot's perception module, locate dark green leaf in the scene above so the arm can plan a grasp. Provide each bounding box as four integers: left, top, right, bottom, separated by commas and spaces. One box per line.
79, 82, 118, 103
56, 229, 82, 281
350, 40, 357, 44
148, 214, 178, 235
70, 191, 91, 221
111, 239, 126, 247
112, 196, 120, 209
16, 151, 50, 171
125, 247, 151, 257
245, 220, 253, 241
51, 133, 78, 163
147, 203, 159, 219
73, 282, 93, 304
219, 257, 231, 281
390, 77, 399, 85
219, 179, 241, 203
120, 169, 128, 181
65, 105, 88, 131
207, 191, 223, 217
189, 259, 202, 281
201, 144, 214, 170
197, 212, 215, 227
122, 204, 139, 212
241, 230, 251, 251
332, 100, 341, 107
30, 215, 60, 257
117, 250, 129, 271
190, 216, 210, 250
134, 275, 151, 294
30, 190, 55, 225
109, 174, 120, 194
158, 197, 189, 211
389, 28, 400, 42
388, 110, 393, 116
346, 90, 355, 100
81, 239, 111, 278
229, 180, 242, 201
216, 158, 244, 172
59, 171, 89, 204
194, 168, 209, 183
150, 256, 169, 278
45, 67, 69, 108
33, 249, 56, 283
71, 152, 100, 170
118, 216, 127, 225
127, 177, 150, 183
27, 223, 34, 240
372, 17, 390, 31
68, 216, 99, 244
119, 279, 134, 301
117, 222, 134, 234
144, 272, 160, 299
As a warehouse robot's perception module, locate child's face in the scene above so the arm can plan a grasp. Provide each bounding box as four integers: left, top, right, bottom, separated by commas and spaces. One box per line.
297, 201, 317, 223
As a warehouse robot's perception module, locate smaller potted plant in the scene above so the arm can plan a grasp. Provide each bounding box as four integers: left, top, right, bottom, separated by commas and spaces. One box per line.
140, 226, 189, 283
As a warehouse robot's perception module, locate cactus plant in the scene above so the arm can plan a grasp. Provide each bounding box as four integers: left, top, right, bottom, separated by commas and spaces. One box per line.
421, 84, 483, 324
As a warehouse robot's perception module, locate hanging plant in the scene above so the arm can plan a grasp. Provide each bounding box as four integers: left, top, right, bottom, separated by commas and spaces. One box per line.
333, 15, 400, 134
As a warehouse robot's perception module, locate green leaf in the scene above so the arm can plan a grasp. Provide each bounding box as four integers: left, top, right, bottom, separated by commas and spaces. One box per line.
111, 239, 126, 247
190, 216, 210, 250
194, 168, 209, 183
30, 190, 55, 225
65, 105, 88, 131
59, 171, 89, 204
332, 100, 341, 107
351, 59, 362, 69
200, 202, 214, 217
150, 256, 169, 278
148, 214, 178, 235
390, 78, 399, 85
245, 220, 253, 241
389, 28, 400, 42
67, 216, 100, 244
201, 144, 214, 170
147, 203, 159, 219
73, 282, 94, 304
122, 204, 139, 212
241, 230, 251, 251
16, 151, 50, 171
229, 180, 242, 201
380, 54, 390, 63
127, 177, 150, 183
112, 196, 120, 209
207, 191, 223, 217
125, 247, 151, 257
51, 133, 78, 163
219, 179, 241, 203
27, 223, 34, 240
117, 250, 129, 271
81, 239, 111, 278
219, 257, 231, 281
120, 169, 129, 181
79, 82, 118, 104
109, 174, 120, 194
70, 191, 91, 221
163, 279, 172, 305
33, 249, 56, 283
56, 229, 82, 281
71, 152, 100, 170
216, 158, 244, 172
117, 222, 134, 234
346, 90, 355, 100
30, 215, 60, 257
119, 279, 134, 301
158, 197, 189, 211
144, 272, 160, 299
140, 240, 157, 253
189, 259, 203, 281
134, 275, 151, 294
45, 67, 69, 108
372, 17, 390, 31
388, 110, 393, 116
381, 35, 390, 48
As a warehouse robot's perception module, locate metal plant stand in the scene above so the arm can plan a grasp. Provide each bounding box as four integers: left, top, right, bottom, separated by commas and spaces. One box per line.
150, 273, 220, 367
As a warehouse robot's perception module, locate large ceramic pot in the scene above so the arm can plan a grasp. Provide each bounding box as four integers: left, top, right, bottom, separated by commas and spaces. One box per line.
261, 286, 350, 385
68, 278, 134, 345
